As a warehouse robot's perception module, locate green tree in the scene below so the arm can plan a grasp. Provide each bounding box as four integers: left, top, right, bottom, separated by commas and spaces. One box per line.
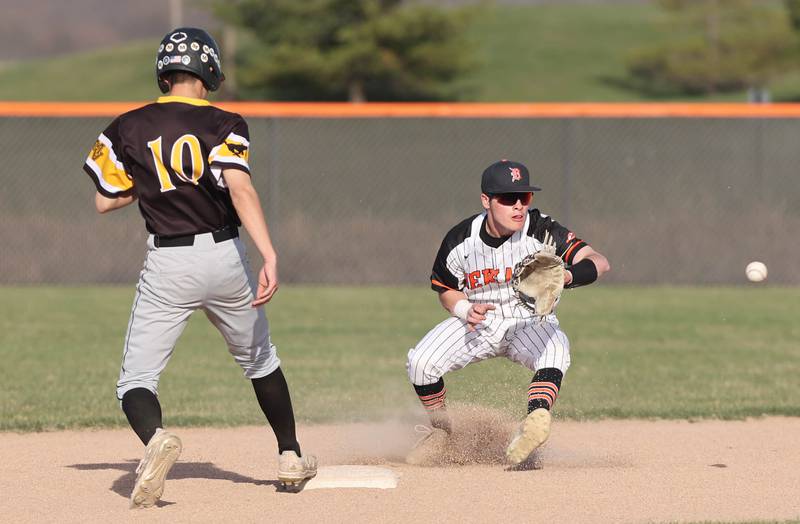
625, 0, 797, 96
785, 0, 800, 30
214, 0, 475, 102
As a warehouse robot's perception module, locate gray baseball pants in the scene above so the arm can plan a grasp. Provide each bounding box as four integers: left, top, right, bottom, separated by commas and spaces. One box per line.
116, 231, 280, 400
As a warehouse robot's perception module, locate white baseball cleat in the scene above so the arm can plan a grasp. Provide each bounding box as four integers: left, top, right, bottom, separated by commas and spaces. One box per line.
278, 451, 318, 491
506, 408, 551, 465
405, 425, 449, 466
130, 429, 182, 509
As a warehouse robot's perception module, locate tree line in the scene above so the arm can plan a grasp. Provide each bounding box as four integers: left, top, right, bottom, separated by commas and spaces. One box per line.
213, 0, 800, 102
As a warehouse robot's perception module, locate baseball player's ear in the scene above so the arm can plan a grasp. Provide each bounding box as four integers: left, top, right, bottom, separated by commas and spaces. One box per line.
480, 193, 491, 210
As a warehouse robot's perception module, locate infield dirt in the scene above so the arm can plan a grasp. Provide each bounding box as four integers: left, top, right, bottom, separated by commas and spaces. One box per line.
2, 406, 799, 523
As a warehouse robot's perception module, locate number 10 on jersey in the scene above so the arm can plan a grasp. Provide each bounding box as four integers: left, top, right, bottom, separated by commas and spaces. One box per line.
147, 134, 205, 192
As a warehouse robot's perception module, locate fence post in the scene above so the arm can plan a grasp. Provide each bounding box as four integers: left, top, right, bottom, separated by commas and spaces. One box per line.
266, 117, 280, 248
560, 119, 573, 226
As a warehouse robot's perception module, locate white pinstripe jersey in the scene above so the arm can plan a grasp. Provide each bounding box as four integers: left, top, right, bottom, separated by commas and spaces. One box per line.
430, 210, 588, 318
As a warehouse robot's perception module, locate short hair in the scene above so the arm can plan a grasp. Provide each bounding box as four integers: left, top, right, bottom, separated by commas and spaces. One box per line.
159, 71, 202, 89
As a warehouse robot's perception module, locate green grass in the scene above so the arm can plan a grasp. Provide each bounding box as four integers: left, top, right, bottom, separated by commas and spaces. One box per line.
459, 3, 675, 102
1, 4, 798, 102
1, 286, 797, 432
459, 2, 800, 103
0, 41, 157, 101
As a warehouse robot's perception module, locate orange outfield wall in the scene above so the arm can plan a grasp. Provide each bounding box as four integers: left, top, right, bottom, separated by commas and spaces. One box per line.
4, 101, 800, 118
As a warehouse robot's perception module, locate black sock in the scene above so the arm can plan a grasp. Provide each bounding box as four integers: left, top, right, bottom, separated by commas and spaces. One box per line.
121, 388, 163, 445
527, 368, 564, 413
413, 379, 452, 433
252, 367, 301, 456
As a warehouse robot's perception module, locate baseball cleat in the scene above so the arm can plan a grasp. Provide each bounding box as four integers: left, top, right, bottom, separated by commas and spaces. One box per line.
506, 408, 551, 465
130, 430, 182, 509
429, 409, 453, 435
277, 451, 317, 492
405, 425, 449, 466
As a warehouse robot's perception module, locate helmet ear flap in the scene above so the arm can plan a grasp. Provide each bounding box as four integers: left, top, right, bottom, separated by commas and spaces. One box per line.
157, 75, 171, 94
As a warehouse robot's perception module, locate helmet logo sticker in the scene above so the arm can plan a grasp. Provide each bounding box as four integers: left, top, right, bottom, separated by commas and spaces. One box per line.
178, 43, 187, 52
158, 44, 165, 53
181, 55, 191, 65
170, 32, 188, 43
203, 45, 210, 53
510, 167, 522, 182
165, 43, 174, 52
157, 61, 164, 70
191, 42, 200, 51
200, 53, 208, 63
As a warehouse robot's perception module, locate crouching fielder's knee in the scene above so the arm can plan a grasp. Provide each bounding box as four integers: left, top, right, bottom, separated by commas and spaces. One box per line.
406, 345, 445, 386
508, 322, 572, 374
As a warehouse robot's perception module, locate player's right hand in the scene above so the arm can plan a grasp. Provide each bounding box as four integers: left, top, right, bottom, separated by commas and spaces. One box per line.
252, 260, 279, 307
466, 303, 495, 331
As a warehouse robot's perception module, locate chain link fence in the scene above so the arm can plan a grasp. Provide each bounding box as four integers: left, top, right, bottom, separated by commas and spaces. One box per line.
2, 115, 798, 285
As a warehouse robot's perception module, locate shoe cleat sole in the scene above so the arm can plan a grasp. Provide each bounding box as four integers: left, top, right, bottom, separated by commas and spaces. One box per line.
505, 408, 551, 465
130, 434, 182, 509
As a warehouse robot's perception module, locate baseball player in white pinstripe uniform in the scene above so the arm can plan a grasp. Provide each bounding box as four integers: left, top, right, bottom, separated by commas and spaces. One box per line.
406, 160, 610, 465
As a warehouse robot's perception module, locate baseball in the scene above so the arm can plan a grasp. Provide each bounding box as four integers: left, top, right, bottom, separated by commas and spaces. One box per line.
745, 261, 768, 282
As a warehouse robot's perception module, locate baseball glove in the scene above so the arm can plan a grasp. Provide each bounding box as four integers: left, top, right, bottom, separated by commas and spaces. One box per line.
511, 248, 565, 316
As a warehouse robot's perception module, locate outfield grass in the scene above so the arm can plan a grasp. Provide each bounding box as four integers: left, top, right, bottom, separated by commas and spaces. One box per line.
1, 3, 797, 102
0, 41, 157, 102
1, 286, 797, 431
459, 3, 676, 102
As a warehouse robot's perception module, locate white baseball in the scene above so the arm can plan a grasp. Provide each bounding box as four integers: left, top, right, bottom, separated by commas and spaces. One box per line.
745, 261, 768, 282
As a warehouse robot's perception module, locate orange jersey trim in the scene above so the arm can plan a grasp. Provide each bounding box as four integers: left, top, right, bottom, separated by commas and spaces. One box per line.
562, 241, 585, 264
431, 279, 458, 292
6, 101, 800, 118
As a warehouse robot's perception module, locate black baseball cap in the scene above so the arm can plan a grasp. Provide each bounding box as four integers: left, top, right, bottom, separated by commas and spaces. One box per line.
480, 160, 542, 194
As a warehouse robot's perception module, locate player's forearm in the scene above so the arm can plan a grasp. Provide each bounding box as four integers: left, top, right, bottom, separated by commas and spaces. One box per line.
95, 192, 136, 214
585, 252, 610, 277
229, 186, 277, 261
565, 248, 610, 289
567, 247, 610, 281
438, 289, 469, 314
573, 251, 610, 279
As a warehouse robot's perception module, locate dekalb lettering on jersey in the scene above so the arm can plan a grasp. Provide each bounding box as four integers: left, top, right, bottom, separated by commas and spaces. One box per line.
430, 209, 587, 317
463, 267, 515, 289
83, 96, 251, 236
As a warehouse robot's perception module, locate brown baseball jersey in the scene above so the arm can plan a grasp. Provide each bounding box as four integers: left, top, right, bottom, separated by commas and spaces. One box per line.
83, 95, 251, 236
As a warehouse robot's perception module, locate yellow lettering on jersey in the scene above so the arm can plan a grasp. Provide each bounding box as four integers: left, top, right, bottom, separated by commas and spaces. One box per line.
146, 136, 177, 192
171, 134, 203, 185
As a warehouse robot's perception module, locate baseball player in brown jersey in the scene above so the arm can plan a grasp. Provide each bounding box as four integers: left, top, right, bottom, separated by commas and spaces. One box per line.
406, 160, 610, 465
83, 28, 316, 507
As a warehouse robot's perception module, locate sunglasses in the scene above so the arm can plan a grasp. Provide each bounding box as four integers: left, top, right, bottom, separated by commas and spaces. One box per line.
491, 192, 533, 206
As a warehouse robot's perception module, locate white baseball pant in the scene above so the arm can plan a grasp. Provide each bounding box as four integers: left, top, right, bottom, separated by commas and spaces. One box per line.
407, 314, 570, 386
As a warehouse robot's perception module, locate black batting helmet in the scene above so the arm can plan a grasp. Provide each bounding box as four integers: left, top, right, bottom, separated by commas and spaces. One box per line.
156, 27, 225, 93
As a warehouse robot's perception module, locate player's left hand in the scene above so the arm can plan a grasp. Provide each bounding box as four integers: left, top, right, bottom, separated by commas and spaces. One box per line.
564, 270, 573, 286
252, 260, 279, 307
